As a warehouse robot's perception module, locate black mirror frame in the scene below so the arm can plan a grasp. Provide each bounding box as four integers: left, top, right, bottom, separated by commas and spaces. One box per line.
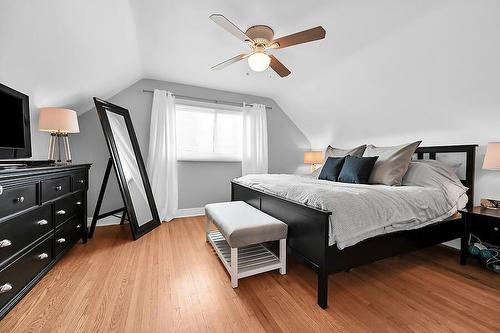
93, 97, 161, 239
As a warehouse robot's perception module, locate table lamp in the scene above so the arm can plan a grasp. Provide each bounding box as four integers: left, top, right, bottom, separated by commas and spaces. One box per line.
480, 142, 500, 209
39, 108, 80, 164
304, 151, 323, 172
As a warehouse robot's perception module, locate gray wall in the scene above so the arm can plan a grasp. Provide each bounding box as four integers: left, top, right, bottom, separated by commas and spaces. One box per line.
72, 78, 310, 216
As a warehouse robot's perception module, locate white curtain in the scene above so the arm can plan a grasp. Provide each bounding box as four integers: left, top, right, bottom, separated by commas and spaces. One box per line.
242, 103, 268, 175
146, 90, 178, 222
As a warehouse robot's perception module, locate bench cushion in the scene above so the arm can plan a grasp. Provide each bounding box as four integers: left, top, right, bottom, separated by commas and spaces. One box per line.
205, 201, 288, 248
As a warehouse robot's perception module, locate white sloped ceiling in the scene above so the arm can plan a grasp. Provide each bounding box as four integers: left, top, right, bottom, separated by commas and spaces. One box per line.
0, 0, 142, 113
130, 0, 500, 148
1, 0, 500, 152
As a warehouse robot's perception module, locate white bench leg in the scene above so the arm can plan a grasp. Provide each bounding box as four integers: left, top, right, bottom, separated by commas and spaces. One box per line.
205, 217, 210, 242
279, 238, 287, 275
231, 247, 238, 288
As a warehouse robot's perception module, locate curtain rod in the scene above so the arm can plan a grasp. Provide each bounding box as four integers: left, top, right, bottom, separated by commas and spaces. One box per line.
142, 89, 272, 110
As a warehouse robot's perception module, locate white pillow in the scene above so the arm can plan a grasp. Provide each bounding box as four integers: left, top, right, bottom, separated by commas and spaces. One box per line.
402, 159, 468, 209
363, 141, 421, 186
414, 159, 462, 175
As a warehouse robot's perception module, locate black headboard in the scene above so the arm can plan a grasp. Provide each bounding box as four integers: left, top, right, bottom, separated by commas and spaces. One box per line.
414, 145, 477, 208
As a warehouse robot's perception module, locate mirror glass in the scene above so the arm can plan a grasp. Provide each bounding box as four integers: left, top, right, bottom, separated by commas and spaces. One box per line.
106, 111, 153, 226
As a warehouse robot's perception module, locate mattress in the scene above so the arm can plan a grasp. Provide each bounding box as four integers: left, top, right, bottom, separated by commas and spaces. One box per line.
233, 174, 468, 249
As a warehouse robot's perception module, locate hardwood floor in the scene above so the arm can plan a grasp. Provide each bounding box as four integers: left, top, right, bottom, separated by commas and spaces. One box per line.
1, 216, 499, 332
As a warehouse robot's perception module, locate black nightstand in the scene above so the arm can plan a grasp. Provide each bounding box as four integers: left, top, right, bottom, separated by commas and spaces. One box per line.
459, 206, 500, 265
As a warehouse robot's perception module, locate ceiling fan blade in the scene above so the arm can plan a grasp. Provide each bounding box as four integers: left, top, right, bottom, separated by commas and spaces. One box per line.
211, 53, 252, 70
272, 26, 326, 49
269, 55, 291, 77
210, 14, 253, 43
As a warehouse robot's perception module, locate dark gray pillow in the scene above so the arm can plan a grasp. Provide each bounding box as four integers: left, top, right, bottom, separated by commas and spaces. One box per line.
318, 157, 346, 181
363, 141, 422, 186
312, 144, 366, 178
338, 156, 378, 184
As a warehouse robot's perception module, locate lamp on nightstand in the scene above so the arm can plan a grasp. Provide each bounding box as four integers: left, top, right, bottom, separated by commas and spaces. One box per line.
39, 108, 80, 164
304, 151, 323, 172
483, 142, 500, 170
480, 142, 500, 209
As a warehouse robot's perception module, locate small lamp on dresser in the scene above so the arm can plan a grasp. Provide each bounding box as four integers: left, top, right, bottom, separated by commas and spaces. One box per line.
480, 142, 500, 209
304, 151, 323, 172
38, 107, 80, 164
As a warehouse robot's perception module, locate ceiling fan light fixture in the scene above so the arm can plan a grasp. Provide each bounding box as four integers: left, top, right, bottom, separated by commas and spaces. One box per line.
210, 14, 326, 77
247, 52, 271, 72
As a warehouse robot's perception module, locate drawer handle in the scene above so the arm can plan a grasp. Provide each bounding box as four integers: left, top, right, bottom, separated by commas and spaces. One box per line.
56, 210, 66, 215
56, 238, 66, 244
38, 253, 49, 260
15, 196, 25, 203
0, 283, 12, 294
78, 179, 85, 184
55, 185, 62, 191
76, 201, 82, 206
76, 224, 82, 229
37, 219, 49, 226
0, 239, 12, 248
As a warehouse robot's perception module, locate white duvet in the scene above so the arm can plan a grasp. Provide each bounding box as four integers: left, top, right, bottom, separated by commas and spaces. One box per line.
233, 162, 468, 249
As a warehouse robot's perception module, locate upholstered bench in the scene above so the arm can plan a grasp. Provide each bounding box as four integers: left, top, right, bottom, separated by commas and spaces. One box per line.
204, 201, 288, 288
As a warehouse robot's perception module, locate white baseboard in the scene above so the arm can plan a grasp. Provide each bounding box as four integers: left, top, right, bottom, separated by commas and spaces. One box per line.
86, 215, 122, 227
87, 207, 205, 228
442, 238, 460, 250
175, 207, 205, 218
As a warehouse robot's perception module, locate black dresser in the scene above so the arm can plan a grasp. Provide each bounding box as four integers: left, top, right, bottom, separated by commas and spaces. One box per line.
0, 163, 91, 319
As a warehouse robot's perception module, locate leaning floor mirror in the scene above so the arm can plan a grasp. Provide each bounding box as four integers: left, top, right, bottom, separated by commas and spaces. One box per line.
93, 97, 161, 239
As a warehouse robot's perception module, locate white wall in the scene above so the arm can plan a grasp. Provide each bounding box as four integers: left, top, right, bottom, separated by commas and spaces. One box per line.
72, 79, 310, 216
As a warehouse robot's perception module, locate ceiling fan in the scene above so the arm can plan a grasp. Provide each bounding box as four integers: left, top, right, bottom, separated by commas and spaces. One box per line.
210, 14, 326, 77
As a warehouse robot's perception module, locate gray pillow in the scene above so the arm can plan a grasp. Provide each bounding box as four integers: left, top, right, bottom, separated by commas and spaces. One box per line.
402, 160, 468, 210
324, 145, 367, 159
312, 145, 366, 177
363, 141, 421, 186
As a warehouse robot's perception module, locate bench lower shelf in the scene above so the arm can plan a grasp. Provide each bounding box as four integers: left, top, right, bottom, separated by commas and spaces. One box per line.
207, 231, 284, 281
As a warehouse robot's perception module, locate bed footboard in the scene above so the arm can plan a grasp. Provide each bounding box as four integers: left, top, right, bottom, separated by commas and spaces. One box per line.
231, 181, 332, 308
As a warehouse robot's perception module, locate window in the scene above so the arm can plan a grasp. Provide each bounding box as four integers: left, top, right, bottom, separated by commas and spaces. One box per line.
176, 103, 243, 161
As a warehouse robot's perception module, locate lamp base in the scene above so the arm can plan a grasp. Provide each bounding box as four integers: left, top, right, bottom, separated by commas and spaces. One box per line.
48, 132, 73, 164
310, 164, 321, 173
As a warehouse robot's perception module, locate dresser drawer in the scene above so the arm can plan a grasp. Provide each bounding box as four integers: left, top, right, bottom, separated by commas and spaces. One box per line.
0, 236, 52, 311
0, 183, 38, 218
41, 176, 71, 202
72, 172, 87, 191
0, 205, 52, 267
54, 192, 84, 227
55, 217, 84, 255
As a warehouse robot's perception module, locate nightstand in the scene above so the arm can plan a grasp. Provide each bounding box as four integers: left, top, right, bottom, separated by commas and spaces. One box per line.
459, 206, 500, 265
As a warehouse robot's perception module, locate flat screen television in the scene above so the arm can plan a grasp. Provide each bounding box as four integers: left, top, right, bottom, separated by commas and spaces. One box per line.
0, 83, 31, 159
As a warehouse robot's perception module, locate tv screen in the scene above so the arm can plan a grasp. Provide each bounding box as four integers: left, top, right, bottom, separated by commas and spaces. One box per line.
0, 83, 31, 159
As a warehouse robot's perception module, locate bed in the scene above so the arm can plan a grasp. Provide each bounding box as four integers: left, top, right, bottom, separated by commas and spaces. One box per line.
231, 145, 477, 308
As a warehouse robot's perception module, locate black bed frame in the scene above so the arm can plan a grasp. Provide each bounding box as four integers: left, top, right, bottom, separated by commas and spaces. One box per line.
231, 145, 477, 308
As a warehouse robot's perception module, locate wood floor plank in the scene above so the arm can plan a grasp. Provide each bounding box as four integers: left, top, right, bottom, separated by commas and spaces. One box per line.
1, 216, 499, 332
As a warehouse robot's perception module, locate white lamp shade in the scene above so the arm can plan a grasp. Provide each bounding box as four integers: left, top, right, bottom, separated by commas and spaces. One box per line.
483, 142, 500, 170
248, 52, 271, 72
39, 108, 80, 133
304, 151, 324, 164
